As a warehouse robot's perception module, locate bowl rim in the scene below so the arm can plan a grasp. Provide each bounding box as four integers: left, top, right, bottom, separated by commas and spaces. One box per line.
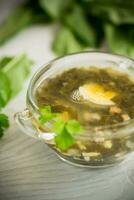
27, 51, 134, 135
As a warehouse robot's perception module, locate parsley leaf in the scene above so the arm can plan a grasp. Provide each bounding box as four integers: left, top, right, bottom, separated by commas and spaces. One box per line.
40, 105, 52, 113
39, 105, 84, 151
55, 128, 75, 151
66, 119, 84, 135
53, 119, 65, 135
39, 106, 59, 124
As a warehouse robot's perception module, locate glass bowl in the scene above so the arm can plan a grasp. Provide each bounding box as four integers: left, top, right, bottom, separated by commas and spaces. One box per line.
15, 51, 134, 168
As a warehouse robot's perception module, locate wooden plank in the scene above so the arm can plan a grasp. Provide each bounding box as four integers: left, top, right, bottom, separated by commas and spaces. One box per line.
0, 121, 134, 200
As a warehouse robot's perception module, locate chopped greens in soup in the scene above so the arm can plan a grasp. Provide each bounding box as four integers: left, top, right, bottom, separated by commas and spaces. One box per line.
36, 67, 134, 127
35, 67, 134, 165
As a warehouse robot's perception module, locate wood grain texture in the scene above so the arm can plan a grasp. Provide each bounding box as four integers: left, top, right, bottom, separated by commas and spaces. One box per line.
1, 120, 134, 200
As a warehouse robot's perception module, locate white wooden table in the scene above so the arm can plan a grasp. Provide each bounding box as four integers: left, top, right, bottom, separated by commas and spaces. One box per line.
0, 25, 134, 200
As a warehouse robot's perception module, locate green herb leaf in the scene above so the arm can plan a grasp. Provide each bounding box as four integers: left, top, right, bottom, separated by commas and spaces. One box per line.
82, 0, 134, 25
0, 114, 9, 128
64, 5, 97, 47
0, 72, 11, 109
39, 106, 53, 124
52, 26, 84, 56
39, 0, 72, 19
0, 57, 12, 69
0, 113, 9, 138
39, 105, 84, 151
66, 119, 84, 135
39, 113, 53, 124
105, 24, 134, 58
40, 105, 52, 113
55, 128, 75, 151
1, 54, 33, 97
53, 119, 65, 135
0, 54, 32, 139
39, 106, 59, 124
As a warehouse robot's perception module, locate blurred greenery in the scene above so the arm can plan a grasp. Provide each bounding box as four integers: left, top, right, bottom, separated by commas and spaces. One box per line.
52, 26, 85, 55
105, 24, 134, 58
0, 54, 33, 138
0, 0, 134, 58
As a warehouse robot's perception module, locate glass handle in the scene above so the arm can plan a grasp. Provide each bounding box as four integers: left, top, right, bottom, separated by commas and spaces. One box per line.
14, 108, 56, 142
14, 108, 40, 140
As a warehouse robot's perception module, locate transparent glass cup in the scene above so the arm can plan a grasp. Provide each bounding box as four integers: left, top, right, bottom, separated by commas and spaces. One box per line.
15, 52, 134, 168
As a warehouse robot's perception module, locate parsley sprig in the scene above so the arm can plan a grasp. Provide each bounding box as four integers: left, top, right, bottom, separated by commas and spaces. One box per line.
39, 106, 84, 151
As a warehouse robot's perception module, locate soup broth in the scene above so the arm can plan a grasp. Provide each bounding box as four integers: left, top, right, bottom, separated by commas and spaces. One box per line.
36, 67, 134, 126
35, 67, 134, 165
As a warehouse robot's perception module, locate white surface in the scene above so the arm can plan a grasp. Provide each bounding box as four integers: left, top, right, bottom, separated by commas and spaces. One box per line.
0, 25, 134, 200
0, 25, 55, 63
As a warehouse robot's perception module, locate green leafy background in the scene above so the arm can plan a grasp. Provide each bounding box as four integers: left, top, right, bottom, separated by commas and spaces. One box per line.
0, 54, 33, 138
0, 0, 134, 58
